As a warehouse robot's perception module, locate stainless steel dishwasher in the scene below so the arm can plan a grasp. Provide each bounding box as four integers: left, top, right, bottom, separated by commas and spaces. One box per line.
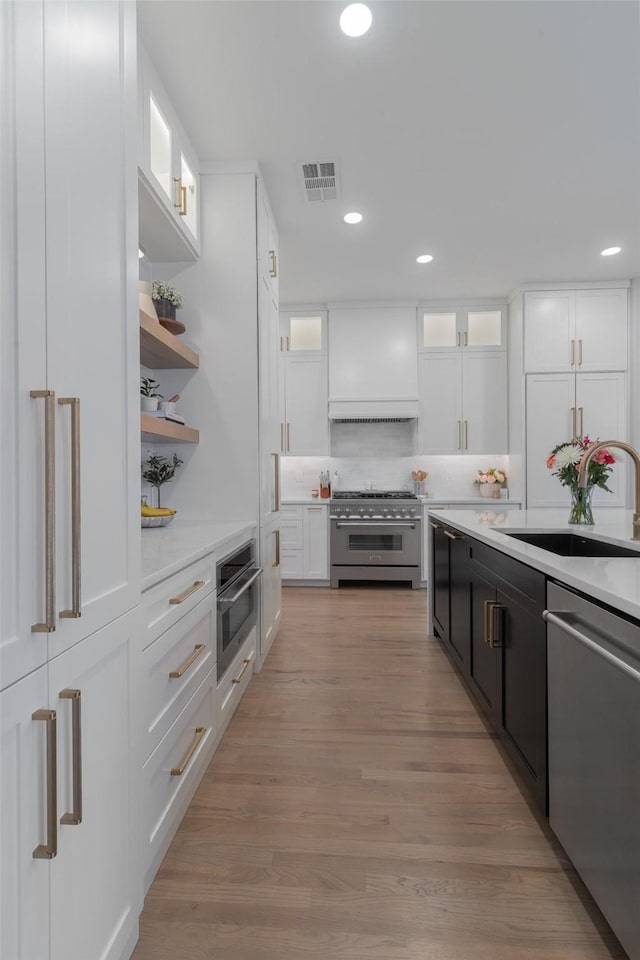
545, 583, 640, 960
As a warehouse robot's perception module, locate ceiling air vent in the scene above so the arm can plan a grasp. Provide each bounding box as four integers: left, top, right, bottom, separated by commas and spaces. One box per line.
301, 161, 339, 202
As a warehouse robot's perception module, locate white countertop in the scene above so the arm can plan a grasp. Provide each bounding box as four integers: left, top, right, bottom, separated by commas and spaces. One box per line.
420, 496, 523, 505
141, 518, 257, 591
281, 498, 330, 505
429, 507, 640, 619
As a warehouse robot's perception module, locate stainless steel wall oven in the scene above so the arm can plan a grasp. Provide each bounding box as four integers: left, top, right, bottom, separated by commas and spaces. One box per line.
216, 540, 261, 680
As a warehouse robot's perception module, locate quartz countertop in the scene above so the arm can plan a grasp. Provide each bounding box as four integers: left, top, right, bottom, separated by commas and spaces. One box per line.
420, 496, 523, 505
141, 518, 257, 591
281, 498, 330, 505
429, 507, 640, 619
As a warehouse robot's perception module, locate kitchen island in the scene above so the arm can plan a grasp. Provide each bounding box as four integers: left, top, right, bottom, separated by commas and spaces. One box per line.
427, 507, 640, 960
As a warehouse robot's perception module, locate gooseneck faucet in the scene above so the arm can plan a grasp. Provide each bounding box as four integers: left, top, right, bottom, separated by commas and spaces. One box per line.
578, 440, 640, 541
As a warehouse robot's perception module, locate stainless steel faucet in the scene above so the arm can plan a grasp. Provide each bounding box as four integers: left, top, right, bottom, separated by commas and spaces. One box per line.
578, 440, 640, 540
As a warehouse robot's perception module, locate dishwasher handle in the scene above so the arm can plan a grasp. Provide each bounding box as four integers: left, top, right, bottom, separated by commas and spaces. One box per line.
543, 610, 640, 684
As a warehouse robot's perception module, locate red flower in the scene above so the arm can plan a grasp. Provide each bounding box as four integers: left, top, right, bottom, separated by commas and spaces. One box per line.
546, 454, 556, 469
592, 448, 616, 465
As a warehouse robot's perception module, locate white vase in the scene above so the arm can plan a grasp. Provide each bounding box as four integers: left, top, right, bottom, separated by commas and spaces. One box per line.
139, 281, 158, 325
141, 397, 159, 412
480, 484, 501, 498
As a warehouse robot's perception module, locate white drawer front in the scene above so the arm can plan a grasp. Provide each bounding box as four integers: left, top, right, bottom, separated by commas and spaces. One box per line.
279, 504, 303, 521
280, 520, 303, 550
142, 554, 215, 648
217, 628, 256, 736
142, 592, 216, 758
143, 670, 216, 881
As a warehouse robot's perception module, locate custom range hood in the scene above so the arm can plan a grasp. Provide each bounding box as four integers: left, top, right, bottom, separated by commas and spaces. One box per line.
328, 305, 419, 422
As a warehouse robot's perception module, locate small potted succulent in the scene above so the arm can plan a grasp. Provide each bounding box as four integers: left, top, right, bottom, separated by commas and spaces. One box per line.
151, 281, 184, 334
140, 377, 163, 412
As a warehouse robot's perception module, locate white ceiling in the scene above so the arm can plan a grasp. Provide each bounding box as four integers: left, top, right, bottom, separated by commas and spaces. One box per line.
138, 0, 640, 304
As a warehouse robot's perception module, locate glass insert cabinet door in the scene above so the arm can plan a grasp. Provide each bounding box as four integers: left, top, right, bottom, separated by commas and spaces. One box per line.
421, 307, 505, 350
280, 311, 327, 353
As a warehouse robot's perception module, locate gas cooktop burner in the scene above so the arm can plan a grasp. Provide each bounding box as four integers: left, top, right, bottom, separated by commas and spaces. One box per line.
332, 490, 418, 500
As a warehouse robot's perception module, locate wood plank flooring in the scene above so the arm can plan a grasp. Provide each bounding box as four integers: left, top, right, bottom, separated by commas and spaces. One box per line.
132, 585, 626, 960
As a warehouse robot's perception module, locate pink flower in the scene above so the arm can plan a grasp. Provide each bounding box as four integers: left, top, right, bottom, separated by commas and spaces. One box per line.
593, 448, 616, 465
479, 474, 488, 483
486, 474, 496, 483
546, 454, 556, 469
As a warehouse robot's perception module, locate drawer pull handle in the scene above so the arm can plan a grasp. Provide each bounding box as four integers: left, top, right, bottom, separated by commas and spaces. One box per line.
444, 529, 462, 540
169, 580, 206, 605
169, 644, 206, 679
59, 689, 82, 825
232, 656, 253, 685
170, 726, 207, 776
32, 709, 57, 859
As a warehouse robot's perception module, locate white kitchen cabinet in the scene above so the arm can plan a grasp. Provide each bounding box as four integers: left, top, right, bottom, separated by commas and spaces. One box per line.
258, 520, 282, 670
1, 0, 140, 691
138, 44, 200, 259
280, 355, 330, 455
258, 180, 279, 302
418, 351, 507, 455
526, 373, 628, 507
524, 288, 628, 374
1, 610, 139, 960
280, 310, 326, 355
281, 504, 329, 582
259, 283, 282, 525
420, 305, 506, 351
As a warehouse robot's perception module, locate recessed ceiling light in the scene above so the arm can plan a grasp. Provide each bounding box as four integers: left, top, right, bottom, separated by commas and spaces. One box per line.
416, 254, 433, 264
601, 246, 622, 256
344, 212, 363, 224
339, 4, 372, 37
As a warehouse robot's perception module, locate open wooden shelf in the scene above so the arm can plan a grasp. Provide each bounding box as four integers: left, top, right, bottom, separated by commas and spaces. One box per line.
139, 313, 199, 369
140, 414, 199, 444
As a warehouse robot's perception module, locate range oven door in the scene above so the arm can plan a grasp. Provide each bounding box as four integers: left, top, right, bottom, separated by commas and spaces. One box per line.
217, 567, 262, 679
330, 520, 421, 567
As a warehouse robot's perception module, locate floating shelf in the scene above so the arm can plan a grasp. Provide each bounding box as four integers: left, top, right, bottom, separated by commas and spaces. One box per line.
139, 314, 199, 369
141, 414, 199, 444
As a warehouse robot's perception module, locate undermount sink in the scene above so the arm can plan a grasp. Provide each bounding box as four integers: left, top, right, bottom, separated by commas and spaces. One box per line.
499, 532, 640, 558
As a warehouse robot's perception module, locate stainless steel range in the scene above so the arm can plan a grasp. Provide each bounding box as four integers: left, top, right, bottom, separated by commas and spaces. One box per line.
329, 491, 422, 589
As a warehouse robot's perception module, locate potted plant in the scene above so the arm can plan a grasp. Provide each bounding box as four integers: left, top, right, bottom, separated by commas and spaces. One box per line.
151, 280, 184, 334
140, 377, 163, 412
546, 436, 616, 524
142, 452, 183, 509
473, 467, 508, 498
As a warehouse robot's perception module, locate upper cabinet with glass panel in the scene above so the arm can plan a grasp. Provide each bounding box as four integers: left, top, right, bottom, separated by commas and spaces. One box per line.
138, 46, 201, 261
420, 305, 506, 352
280, 311, 326, 355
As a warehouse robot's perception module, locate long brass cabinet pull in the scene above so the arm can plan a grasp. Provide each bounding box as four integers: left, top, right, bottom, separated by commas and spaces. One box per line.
32, 709, 57, 859
571, 407, 577, 440
273, 452, 280, 511
280, 422, 284, 452
579, 407, 584, 437
286, 422, 291, 452
170, 726, 207, 776
571, 339, 576, 366
489, 603, 504, 649
269, 250, 277, 278
463, 331, 468, 346
483, 600, 494, 645
180, 184, 187, 217
169, 580, 206, 605
463, 420, 468, 450
58, 398, 81, 619
286, 336, 290, 352
31, 390, 56, 633
173, 176, 182, 208
444, 529, 462, 540
429, 521, 439, 529
456, 332, 461, 347
273, 529, 280, 568
232, 656, 253, 685
457, 420, 461, 450
59, 689, 82, 825
169, 644, 205, 679
578, 339, 583, 366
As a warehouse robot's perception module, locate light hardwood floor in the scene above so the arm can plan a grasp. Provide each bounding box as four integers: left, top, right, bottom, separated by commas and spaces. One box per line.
132, 585, 626, 960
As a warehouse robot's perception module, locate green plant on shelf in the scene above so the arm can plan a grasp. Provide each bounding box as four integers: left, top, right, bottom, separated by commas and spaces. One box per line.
151, 281, 183, 309
140, 377, 163, 398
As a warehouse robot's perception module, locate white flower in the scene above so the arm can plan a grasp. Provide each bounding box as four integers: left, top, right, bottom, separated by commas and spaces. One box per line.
554, 444, 583, 467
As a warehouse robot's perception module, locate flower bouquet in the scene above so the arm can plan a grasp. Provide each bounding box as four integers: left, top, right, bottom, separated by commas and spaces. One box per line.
546, 437, 615, 524
473, 467, 508, 498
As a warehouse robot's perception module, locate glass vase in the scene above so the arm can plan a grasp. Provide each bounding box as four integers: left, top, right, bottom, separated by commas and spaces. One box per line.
568, 484, 594, 525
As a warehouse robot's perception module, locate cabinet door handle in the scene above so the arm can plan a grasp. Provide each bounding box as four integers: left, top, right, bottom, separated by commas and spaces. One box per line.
273, 452, 280, 511
578, 406, 584, 437
570, 339, 575, 366
444, 529, 462, 540
463, 331, 468, 346
429, 521, 439, 529
280, 422, 284, 452
457, 420, 461, 450
286, 422, 291, 452
279, 336, 284, 352
58, 398, 82, 620
571, 406, 577, 440
273, 529, 280, 568
578, 339, 583, 366
489, 603, 504, 648
232, 655, 253, 685
59, 689, 82, 825
170, 726, 207, 776
32, 709, 57, 859
457, 331, 461, 347
169, 644, 206, 679
483, 600, 493, 645
269, 250, 277, 278
173, 175, 182, 208
179, 184, 187, 217
286, 336, 290, 352
30, 390, 56, 633
464, 420, 468, 450
169, 580, 206, 605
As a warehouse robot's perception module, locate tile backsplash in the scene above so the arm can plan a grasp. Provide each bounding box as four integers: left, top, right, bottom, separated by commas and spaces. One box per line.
281, 454, 512, 501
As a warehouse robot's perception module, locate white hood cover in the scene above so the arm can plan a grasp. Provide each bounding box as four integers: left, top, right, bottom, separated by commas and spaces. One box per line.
328, 399, 419, 421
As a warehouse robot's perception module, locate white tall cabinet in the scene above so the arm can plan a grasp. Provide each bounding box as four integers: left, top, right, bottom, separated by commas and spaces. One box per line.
279, 311, 329, 456
1, 3, 140, 959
